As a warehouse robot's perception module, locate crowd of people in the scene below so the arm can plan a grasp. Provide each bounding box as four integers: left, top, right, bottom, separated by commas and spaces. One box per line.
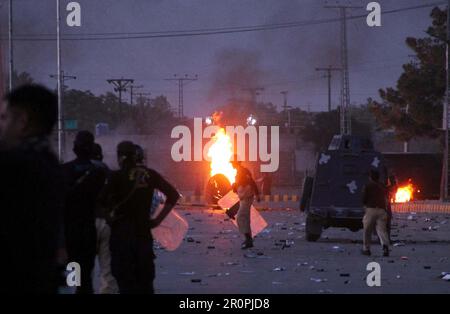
0, 84, 393, 294
0, 84, 180, 294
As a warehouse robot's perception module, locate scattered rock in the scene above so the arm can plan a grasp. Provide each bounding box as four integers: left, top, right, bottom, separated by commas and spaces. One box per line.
310, 278, 328, 283
273, 267, 285, 272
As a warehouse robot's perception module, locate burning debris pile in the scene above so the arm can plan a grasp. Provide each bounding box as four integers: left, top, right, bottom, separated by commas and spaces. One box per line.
392, 180, 418, 204
207, 128, 236, 185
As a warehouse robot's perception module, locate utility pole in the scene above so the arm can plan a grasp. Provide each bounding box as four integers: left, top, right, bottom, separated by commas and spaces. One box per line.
165, 74, 198, 118
280, 91, 292, 127
316, 66, 341, 112
50, 71, 77, 90
242, 87, 265, 105
403, 104, 409, 153
107, 78, 134, 115
129, 84, 143, 105
50, 71, 76, 160
440, 0, 450, 201
135, 92, 152, 105
56, 0, 63, 162
325, 3, 362, 135
8, 0, 13, 91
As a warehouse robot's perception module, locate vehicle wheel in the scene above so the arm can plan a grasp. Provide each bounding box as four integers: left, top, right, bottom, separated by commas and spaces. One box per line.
205, 174, 232, 205
300, 176, 314, 212
305, 214, 322, 242
306, 232, 321, 242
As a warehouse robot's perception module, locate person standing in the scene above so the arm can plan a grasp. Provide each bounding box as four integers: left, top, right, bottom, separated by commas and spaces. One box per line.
231, 157, 260, 249
0, 84, 63, 293
362, 169, 390, 257
91, 143, 119, 294
99, 141, 179, 294
63, 131, 107, 294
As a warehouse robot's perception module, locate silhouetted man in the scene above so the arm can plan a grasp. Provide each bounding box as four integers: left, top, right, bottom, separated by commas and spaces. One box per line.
63, 131, 107, 294
99, 141, 179, 294
231, 156, 260, 249
0, 84, 63, 293
362, 169, 390, 257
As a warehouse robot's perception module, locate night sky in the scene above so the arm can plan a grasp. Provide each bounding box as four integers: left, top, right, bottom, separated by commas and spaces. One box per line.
0, 0, 445, 117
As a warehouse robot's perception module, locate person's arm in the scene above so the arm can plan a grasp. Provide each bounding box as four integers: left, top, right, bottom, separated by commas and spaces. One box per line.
96, 172, 118, 218
246, 169, 260, 201
148, 170, 180, 228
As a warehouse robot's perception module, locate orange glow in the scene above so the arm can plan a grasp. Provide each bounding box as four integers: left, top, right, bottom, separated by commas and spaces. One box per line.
207, 128, 236, 184
393, 183, 414, 203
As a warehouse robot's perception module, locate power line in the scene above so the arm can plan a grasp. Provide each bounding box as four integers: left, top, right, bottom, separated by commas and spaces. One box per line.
316, 66, 341, 112
135, 92, 152, 105
2, 2, 445, 42
129, 84, 143, 105
106, 78, 134, 114
326, 3, 363, 136
165, 74, 198, 118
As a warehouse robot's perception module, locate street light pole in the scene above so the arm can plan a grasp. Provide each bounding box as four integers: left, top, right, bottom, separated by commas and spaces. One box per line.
441, 0, 450, 201
8, 0, 13, 91
56, 0, 64, 162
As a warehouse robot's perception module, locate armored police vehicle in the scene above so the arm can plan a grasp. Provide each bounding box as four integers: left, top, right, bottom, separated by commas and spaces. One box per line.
300, 135, 387, 241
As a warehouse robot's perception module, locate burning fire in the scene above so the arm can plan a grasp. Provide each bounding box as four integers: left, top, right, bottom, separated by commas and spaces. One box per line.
393, 183, 414, 203
207, 128, 236, 184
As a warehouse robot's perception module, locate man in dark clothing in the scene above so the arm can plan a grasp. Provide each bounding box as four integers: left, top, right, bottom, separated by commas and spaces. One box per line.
0, 84, 63, 293
231, 157, 260, 249
99, 141, 179, 294
63, 131, 107, 294
362, 169, 390, 257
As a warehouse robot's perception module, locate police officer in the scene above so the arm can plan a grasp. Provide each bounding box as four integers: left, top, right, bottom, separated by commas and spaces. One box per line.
63, 131, 107, 294
99, 141, 179, 294
362, 169, 390, 257
231, 156, 260, 249
0, 84, 63, 293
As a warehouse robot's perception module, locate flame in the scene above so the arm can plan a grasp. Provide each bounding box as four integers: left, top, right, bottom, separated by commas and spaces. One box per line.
207, 128, 236, 184
393, 183, 414, 203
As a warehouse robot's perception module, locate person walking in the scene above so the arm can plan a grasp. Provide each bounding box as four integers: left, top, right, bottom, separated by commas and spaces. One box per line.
362, 169, 390, 257
231, 156, 260, 249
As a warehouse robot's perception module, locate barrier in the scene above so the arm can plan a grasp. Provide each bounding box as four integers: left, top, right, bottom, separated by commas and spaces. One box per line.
178, 195, 450, 214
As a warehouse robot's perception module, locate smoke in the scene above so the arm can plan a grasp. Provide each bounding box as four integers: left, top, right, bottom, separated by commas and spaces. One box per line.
207, 48, 269, 104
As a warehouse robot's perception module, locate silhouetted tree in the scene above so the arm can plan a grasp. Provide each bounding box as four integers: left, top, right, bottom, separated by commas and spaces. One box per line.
369, 7, 445, 141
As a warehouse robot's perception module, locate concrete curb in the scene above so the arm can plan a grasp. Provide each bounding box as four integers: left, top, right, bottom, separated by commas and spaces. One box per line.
177, 198, 450, 214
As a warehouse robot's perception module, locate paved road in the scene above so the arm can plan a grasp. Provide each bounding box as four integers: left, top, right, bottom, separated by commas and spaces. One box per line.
153, 207, 450, 294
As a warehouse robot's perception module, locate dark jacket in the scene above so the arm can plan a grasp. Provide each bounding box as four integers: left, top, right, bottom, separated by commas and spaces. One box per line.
0, 137, 64, 293
63, 158, 108, 224
362, 180, 388, 210
99, 165, 180, 238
